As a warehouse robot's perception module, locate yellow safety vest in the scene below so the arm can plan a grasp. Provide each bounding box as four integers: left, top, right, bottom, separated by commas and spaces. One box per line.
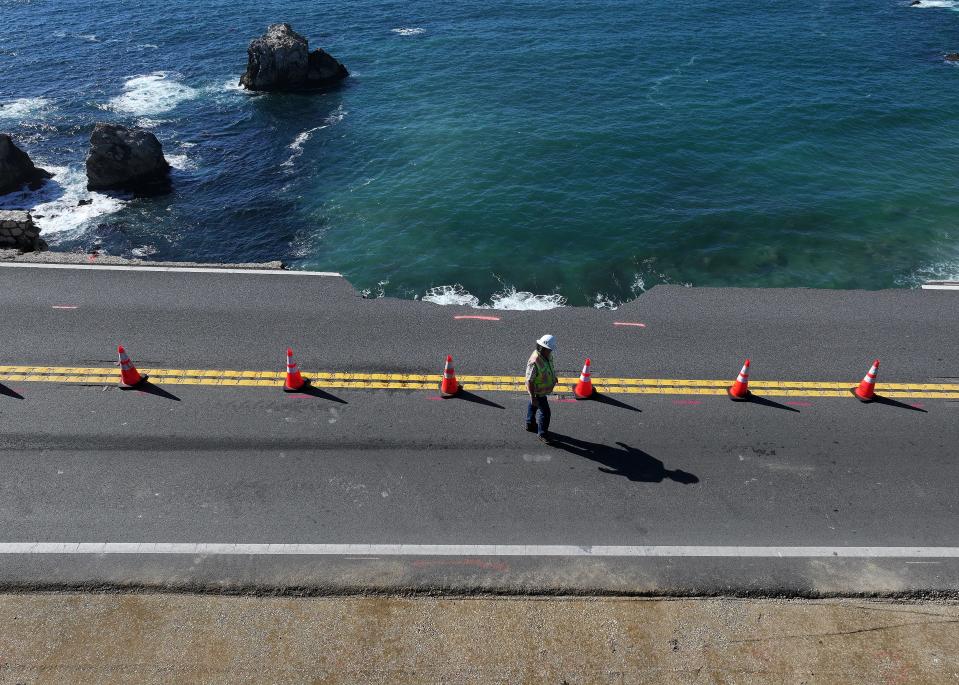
528, 351, 557, 396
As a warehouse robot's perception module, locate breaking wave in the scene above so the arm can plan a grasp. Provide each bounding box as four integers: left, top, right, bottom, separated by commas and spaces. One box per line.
108, 71, 198, 115
391, 27, 426, 36
0, 165, 127, 238
0, 97, 52, 122
422, 284, 566, 310
166, 153, 197, 171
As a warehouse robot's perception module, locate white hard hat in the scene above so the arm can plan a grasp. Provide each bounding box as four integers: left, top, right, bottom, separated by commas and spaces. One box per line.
536, 334, 557, 351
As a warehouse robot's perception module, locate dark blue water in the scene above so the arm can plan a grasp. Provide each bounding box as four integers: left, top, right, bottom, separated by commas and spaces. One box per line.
2, 0, 958, 307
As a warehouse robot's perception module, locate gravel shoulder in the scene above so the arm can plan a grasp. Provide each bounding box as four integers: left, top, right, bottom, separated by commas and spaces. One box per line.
0, 593, 956, 683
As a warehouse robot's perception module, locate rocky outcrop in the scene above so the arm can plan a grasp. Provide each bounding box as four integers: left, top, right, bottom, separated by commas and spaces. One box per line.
239, 23, 348, 91
0, 210, 46, 251
945, 53, 959, 62
0, 134, 52, 195
85, 123, 171, 194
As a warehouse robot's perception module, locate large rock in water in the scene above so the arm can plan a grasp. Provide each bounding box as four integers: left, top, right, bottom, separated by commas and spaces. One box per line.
0, 134, 52, 195
85, 123, 171, 194
239, 23, 348, 91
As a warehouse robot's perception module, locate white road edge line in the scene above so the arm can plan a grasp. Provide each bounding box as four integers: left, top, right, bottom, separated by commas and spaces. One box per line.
0, 543, 958, 557
922, 284, 959, 290
0, 263, 341, 276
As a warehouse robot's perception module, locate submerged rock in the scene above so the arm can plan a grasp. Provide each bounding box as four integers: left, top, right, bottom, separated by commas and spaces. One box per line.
0, 134, 52, 195
0, 210, 47, 251
85, 123, 170, 194
945, 53, 959, 62
239, 23, 348, 91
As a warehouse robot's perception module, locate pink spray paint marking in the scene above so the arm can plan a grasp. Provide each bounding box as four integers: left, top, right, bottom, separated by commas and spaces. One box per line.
673, 399, 702, 405
613, 322, 646, 327
554, 398, 577, 403
426, 396, 444, 401
786, 401, 812, 407
51, 305, 78, 310
454, 315, 501, 321
911, 403, 925, 409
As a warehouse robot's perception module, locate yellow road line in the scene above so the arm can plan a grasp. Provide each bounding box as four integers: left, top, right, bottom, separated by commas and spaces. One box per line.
1, 365, 958, 399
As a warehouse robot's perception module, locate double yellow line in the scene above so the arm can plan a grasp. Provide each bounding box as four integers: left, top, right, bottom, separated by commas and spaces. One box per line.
1, 365, 958, 399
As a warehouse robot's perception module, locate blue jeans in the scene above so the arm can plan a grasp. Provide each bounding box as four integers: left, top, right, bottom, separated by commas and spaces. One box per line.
526, 396, 551, 435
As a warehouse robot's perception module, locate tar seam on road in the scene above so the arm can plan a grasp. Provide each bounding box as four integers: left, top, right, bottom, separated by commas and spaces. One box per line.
1, 543, 959, 557
1, 365, 959, 398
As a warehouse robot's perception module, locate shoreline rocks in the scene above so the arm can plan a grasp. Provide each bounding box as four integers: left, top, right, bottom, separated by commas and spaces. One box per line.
85, 123, 171, 195
240, 23, 348, 92
0, 210, 47, 252
0, 134, 52, 196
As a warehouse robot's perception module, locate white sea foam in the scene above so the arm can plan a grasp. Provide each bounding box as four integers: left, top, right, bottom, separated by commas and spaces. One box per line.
360, 280, 391, 299
325, 104, 347, 126
166, 154, 196, 171
391, 27, 426, 36
0, 165, 126, 238
134, 117, 168, 128
592, 293, 619, 310
282, 127, 324, 168
422, 285, 481, 307
0, 97, 51, 122
108, 72, 198, 115
130, 245, 158, 258
910, 0, 958, 7
422, 284, 566, 310
78, 34, 99, 42
489, 287, 566, 310
139, 43, 159, 49
281, 106, 347, 167
898, 260, 959, 287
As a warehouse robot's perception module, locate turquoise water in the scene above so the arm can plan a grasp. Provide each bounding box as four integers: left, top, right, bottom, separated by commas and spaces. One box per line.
1, 0, 959, 306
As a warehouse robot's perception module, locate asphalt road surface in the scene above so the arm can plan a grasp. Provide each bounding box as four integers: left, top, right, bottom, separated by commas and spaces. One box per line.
0, 263, 958, 595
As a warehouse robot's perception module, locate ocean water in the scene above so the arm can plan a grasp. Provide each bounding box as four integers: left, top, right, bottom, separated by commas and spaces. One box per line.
2, 0, 959, 307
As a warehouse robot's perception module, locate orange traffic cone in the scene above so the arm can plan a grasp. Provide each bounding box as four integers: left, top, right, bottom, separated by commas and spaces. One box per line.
117, 345, 147, 388
440, 354, 460, 398
728, 359, 751, 400
284, 347, 307, 392
574, 358, 594, 399
853, 359, 879, 402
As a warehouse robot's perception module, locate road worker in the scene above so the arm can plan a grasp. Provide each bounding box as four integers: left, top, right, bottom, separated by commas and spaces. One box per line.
526, 334, 558, 444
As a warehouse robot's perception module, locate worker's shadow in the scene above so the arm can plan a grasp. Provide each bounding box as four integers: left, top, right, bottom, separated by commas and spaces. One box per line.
548, 434, 698, 484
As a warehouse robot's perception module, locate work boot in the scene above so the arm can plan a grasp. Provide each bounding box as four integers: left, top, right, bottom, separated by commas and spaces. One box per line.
525, 422, 537, 433
538, 432, 553, 445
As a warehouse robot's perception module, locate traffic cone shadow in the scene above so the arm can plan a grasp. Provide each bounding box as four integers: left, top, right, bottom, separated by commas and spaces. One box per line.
130, 381, 181, 402
744, 394, 799, 413
0, 383, 24, 400
588, 392, 641, 412
451, 388, 504, 409
869, 395, 928, 413
286, 384, 348, 404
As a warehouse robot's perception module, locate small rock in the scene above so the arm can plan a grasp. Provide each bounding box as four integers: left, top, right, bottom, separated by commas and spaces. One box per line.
77, 198, 93, 206
945, 52, 959, 62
